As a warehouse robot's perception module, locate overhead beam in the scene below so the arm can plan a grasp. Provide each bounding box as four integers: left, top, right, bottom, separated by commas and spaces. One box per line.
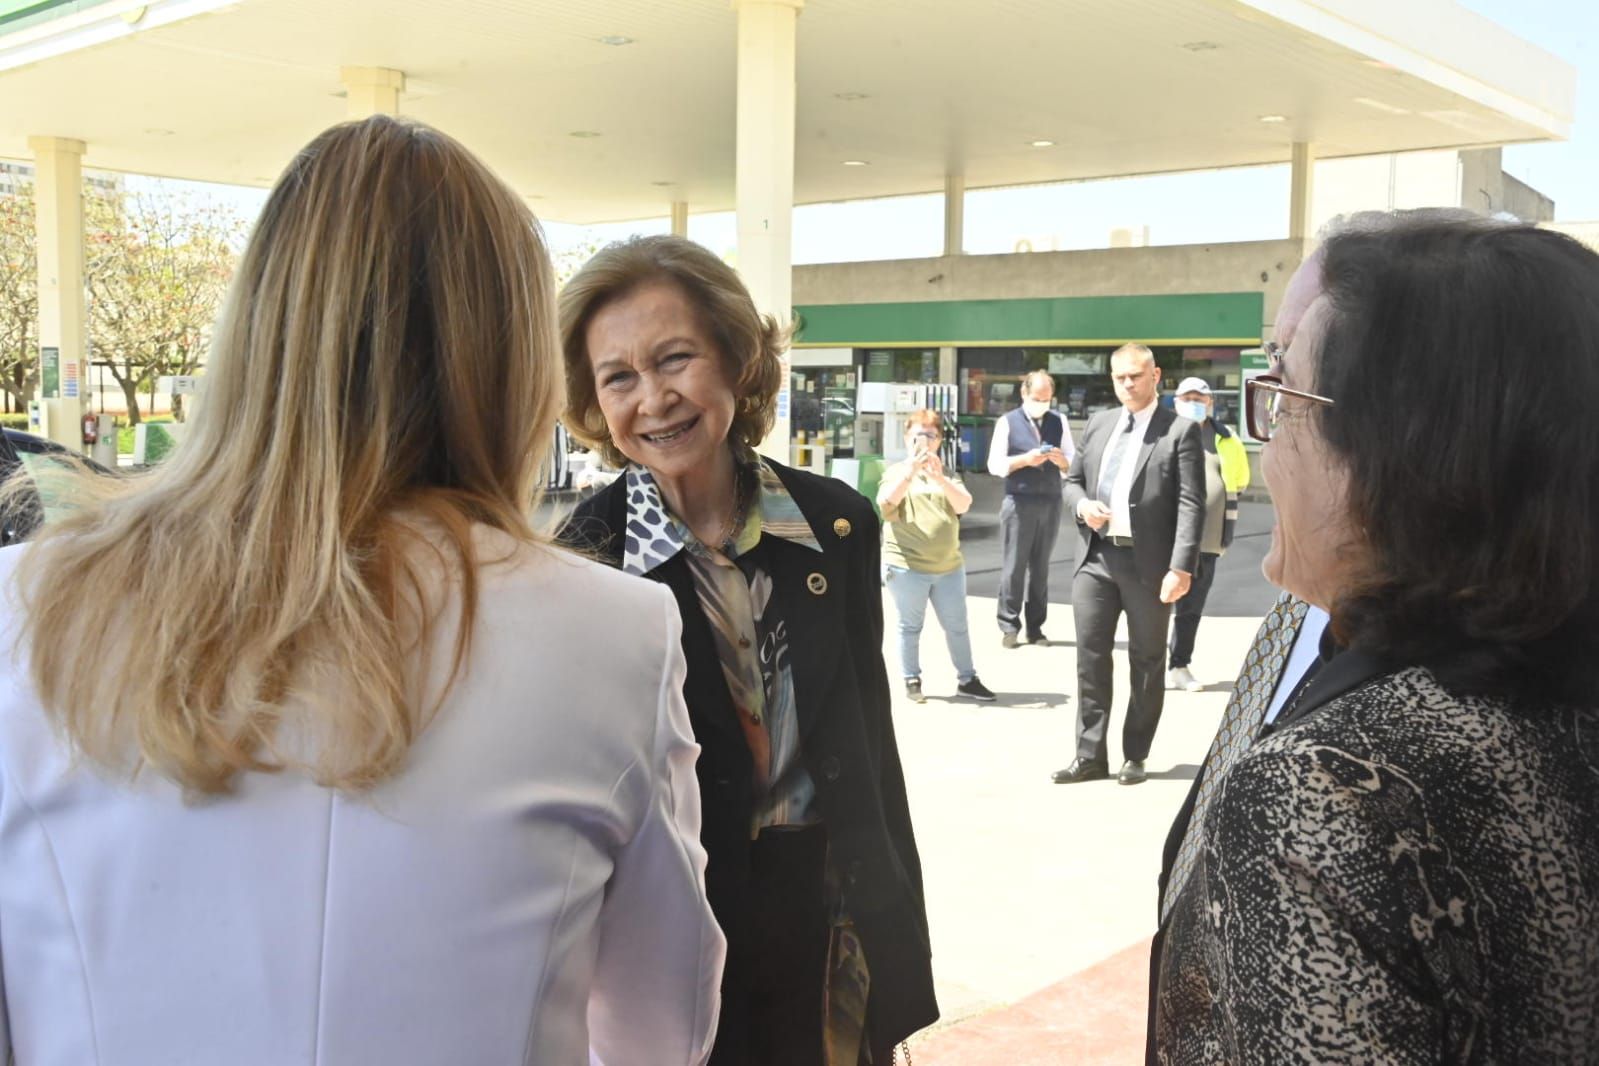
1289, 141, 1316, 241
733, 0, 803, 460
29, 134, 86, 451
340, 66, 404, 119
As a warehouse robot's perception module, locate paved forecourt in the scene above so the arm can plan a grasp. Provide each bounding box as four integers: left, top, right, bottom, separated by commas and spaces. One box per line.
890, 591, 1265, 1062
891, 490, 1278, 1061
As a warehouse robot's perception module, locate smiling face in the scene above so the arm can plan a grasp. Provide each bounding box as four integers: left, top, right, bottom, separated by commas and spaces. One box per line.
585, 280, 737, 490
1260, 257, 1364, 608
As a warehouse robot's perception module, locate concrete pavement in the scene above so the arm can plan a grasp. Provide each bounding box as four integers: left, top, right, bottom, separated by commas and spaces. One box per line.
891, 605, 1264, 1063
888, 477, 1276, 1062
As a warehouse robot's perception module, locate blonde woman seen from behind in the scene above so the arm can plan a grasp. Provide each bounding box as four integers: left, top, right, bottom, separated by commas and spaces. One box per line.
0, 117, 723, 1065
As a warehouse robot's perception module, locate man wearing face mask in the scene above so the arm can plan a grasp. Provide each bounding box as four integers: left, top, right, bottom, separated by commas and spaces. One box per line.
986, 370, 1074, 648
1165, 378, 1251, 692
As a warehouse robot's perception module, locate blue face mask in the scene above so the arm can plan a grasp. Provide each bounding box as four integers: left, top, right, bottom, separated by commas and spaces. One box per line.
1176, 400, 1208, 422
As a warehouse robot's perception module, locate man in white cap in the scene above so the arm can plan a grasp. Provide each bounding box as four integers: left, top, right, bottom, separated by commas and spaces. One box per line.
1165, 377, 1251, 691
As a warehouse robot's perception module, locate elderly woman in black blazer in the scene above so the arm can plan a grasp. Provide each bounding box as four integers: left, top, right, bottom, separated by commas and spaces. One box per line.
557, 235, 937, 1066
1153, 216, 1599, 1061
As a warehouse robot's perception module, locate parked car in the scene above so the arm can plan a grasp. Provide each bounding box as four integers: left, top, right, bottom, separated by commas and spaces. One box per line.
0, 428, 116, 545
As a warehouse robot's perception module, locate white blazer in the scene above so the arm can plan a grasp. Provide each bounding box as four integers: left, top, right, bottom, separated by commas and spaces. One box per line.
0, 533, 724, 1065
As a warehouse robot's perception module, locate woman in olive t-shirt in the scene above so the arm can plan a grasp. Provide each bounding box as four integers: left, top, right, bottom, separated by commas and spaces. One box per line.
876, 410, 997, 704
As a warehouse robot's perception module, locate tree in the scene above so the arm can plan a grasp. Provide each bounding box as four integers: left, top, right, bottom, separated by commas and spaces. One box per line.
0, 183, 38, 414
552, 235, 604, 288
85, 188, 242, 424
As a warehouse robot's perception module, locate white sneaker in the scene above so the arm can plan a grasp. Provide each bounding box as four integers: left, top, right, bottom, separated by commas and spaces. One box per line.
1167, 666, 1202, 692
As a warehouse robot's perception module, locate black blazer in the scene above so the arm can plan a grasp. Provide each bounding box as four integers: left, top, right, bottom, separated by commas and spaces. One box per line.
1062, 405, 1205, 583
558, 461, 938, 1061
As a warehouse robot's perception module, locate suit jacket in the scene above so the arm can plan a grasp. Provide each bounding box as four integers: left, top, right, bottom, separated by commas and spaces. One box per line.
1151, 646, 1599, 1063
1062, 405, 1205, 583
0, 533, 723, 1064
558, 460, 938, 1062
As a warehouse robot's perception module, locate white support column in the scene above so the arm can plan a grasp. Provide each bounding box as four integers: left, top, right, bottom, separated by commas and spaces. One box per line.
1289, 141, 1316, 241
341, 66, 405, 119
29, 136, 86, 452
733, 0, 802, 461
670, 200, 689, 238
944, 173, 965, 257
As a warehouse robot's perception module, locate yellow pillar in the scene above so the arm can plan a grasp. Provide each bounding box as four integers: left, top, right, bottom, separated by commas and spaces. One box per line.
1289, 141, 1316, 241
733, 0, 802, 462
341, 66, 404, 119
671, 201, 689, 238
29, 136, 86, 452
944, 173, 965, 257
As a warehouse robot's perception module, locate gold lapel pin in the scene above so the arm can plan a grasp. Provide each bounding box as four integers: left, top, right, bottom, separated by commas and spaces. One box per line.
806, 572, 828, 595
833, 517, 852, 538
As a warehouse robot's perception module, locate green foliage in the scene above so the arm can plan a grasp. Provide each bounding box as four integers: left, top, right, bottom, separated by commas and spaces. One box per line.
142, 422, 178, 465
85, 187, 243, 425
116, 415, 171, 455
0, 184, 39, 409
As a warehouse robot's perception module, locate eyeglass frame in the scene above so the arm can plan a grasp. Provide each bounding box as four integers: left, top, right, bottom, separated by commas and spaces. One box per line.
1245, 342, 1335, 443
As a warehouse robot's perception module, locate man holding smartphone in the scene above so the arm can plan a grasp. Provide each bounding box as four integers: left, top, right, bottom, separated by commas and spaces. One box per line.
986, 370, 1074, 648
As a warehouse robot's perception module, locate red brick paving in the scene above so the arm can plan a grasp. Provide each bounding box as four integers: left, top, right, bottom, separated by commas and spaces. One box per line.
908, 938, 1152, 1065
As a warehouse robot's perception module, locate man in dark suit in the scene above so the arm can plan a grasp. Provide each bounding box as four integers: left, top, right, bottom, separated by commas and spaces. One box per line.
1054, 343, 1204, 786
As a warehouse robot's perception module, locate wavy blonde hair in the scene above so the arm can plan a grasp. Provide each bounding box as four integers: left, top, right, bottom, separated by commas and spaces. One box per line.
558, 235, 788, 467
6, 116, 562, 794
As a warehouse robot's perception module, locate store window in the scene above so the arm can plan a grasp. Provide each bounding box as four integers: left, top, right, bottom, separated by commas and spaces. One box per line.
861, 348, 938, 383
952, 345, 1246, 466
791, 365, 859, 458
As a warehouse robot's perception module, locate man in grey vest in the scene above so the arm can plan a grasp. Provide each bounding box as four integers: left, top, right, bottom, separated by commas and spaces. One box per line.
986, 370, 1073, 648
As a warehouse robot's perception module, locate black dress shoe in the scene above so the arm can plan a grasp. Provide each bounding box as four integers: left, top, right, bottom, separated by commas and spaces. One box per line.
1051, 758, 1110, 784
1117, 759, 1148, 785
1001, 632, 1021, 649
1027, 631, 1049, 647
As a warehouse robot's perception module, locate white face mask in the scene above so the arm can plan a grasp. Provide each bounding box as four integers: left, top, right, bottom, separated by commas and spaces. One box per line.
1176, 400, 1208, 422
1022, 399, 1051, 420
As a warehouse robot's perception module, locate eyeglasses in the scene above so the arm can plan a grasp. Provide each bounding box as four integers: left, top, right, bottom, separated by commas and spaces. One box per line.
909, 430, 941, 442
1245, 343, 1335, 443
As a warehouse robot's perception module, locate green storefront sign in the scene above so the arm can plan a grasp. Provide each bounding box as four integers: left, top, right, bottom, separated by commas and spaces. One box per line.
40, 346, 58, 399
795, 292, 1263, 348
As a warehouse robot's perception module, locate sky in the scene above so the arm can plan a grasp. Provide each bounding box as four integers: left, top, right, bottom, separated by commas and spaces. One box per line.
140, 0, 1598, 266
1462, 0, 1598, 219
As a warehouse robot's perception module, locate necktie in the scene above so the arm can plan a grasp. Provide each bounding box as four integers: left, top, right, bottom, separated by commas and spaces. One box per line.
1094, 412, 1137, 505
1160, 594, 1311, 923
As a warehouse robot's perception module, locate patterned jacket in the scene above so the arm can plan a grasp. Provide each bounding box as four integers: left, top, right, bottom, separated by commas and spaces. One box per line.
1154, 656, 1599, 1063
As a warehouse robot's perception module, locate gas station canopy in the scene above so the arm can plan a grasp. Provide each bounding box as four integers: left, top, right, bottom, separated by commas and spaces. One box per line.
0, 0, 1576, 223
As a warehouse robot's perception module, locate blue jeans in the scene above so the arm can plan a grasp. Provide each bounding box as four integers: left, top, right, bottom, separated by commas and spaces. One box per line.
885, 565, 976, 682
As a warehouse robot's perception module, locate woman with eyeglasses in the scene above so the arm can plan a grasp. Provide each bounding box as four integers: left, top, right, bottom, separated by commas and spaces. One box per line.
1152, 215, 1599, 1061
877, 410, 996, 704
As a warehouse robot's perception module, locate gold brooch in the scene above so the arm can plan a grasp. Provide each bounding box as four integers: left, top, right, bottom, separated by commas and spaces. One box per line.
833, 518, 852, 538
806, 572, 828, 595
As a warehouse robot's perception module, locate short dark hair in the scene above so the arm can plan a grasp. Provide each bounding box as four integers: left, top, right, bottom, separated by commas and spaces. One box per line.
1315, 219, 1599, 704
558, 235, 788, 467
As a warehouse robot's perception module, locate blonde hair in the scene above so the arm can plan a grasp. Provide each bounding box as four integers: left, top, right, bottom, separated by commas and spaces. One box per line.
558, 235, 787, 467
5, 116, 563, 794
